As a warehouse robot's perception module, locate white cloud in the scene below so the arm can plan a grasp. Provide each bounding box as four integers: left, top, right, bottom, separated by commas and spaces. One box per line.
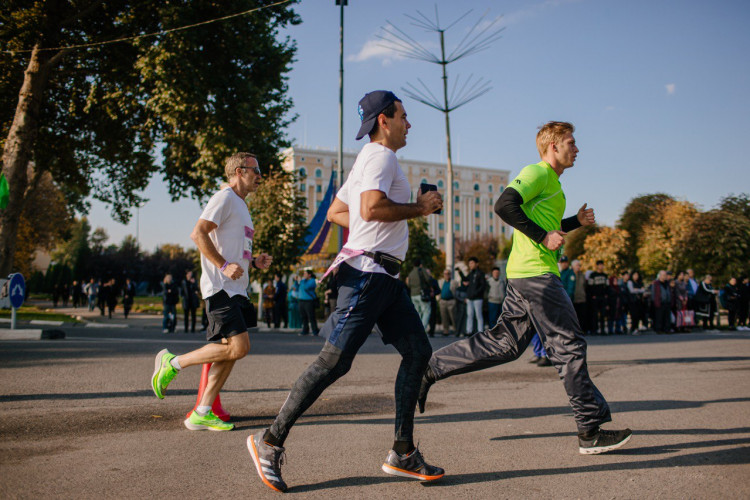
347, 39, 403, 65
665, 83, 676, 95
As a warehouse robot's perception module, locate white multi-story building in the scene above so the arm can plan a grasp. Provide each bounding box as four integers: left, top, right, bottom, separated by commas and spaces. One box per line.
281, 146, 511, 250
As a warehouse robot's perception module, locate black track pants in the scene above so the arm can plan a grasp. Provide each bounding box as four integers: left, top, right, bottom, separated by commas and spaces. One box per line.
429, 273, 612, 433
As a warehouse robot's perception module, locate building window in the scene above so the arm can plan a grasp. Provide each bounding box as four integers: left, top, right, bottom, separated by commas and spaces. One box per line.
501, 226, 505, 234
438, 180, 444, 188
315, 168, 322, 178
489, 185, 493, 192
316, 201, 321, 209
455, 223, 460, 231
490, 226, 494, 233
500, 185, 504, 192
439, 236, 445, 244
474, 183, 479, 191
300, 157, 305, 162
454, 209, 460, 217
316, 158, 321, 163
299, 167, 307, 178
438, 222, 444, 230
455, 195, 460, 203
475, 211, 480, 218
454, 181, 459, 190
316, 185, 322, 193
475, 198, 480, 205
300, 183, 306, 191
476, 225, 480, 232
421, 178, 428, 186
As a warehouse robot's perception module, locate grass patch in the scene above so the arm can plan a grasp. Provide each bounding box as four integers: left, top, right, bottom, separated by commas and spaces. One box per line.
0, 305, 81, 323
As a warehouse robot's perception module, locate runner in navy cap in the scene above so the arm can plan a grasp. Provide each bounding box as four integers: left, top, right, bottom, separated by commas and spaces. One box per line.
355, 90, 400, 140
249, 91, 444, 492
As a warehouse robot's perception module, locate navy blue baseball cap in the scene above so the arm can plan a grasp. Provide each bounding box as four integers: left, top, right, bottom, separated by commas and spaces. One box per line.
355, 90, 400, 140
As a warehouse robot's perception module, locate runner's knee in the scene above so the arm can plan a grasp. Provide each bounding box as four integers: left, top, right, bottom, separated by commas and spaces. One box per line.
316, 343, 353, 378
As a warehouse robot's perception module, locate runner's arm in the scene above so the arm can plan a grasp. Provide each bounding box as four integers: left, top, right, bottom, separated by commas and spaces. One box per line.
190, 218, 243, 280
327, 196, 350, 228
360, 189, 442, 222
494, 187, 548, 243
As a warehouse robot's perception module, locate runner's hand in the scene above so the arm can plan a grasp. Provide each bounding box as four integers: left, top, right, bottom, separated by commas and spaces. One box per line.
416, 189, 443, 216
223, 263, 244, 280
542, 230, 566, 251
577, 203, 595, 226
255, 253, 273, 269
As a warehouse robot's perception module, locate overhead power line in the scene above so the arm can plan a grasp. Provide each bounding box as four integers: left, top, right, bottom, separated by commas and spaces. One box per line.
2, 0, 293, 54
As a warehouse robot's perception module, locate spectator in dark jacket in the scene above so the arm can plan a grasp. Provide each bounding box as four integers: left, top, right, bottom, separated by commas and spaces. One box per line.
651, 270, 672, 333
180, 271, 200, 333
695, 275, 718, 329
724, 277, 741, 330
122, 278, 136, 319
586, 260, 608, 335
162, 274, 179, 333
627, 271, 647, 333
463, 257, 486, 334
273, 273, 288, 329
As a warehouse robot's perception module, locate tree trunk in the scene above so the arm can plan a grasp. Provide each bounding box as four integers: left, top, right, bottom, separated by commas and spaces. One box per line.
0, 45, 52, 276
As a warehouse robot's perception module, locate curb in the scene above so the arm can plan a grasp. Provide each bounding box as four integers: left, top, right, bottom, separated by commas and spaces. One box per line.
0, 328, 66, 340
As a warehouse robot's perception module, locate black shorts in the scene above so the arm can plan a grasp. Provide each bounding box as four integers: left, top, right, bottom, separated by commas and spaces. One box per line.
205, 290, 257, 342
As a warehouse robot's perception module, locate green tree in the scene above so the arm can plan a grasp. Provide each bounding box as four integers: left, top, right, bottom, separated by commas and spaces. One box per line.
0, 0, 300, 275
579, 226, 629, 274
682, 209, 750, 283
617, 193, 674, 268
636, 200, 698, 276
401, 217, 440, 278
247, 169, 308, 281
51, 217, 92, 279
562, 224, 600, 262
12, 168, 71, 278
718, 193, 750, 220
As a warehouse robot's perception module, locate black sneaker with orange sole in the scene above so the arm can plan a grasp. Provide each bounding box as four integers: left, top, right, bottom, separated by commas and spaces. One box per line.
381, 447, 444, 481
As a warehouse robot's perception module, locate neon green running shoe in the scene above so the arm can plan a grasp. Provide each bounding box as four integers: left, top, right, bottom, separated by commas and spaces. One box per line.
184, 410, 234, 431
151, 349, 178, 399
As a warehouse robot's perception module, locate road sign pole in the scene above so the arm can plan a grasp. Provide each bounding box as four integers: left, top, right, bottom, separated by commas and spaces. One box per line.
11, 306, 17, 330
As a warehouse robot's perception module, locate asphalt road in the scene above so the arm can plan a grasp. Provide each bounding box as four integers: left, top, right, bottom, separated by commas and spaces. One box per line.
1, 321, 749, 499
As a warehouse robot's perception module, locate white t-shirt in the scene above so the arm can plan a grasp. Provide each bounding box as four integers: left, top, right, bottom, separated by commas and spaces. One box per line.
198, 187, 254, 298
336, 142, 411, 275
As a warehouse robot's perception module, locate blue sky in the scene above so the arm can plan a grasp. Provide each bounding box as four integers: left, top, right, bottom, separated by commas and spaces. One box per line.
88, 0, 750, 251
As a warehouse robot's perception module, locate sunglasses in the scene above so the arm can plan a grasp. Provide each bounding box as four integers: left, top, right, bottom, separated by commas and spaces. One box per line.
239, 166, 262, 175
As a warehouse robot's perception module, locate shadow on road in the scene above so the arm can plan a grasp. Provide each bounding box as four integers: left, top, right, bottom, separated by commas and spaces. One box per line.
0, 387, 287, 402
290, 442, 750, 492
289, 397, 750, 429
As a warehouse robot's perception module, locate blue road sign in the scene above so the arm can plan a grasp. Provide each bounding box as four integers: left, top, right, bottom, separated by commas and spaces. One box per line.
9, 273, 25, 309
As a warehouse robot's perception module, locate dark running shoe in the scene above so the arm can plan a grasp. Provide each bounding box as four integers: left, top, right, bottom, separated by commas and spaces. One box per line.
417, 375, 433, 414
248, 430, 287, 492
381, 447, 444, 481
579, 427, 633, 455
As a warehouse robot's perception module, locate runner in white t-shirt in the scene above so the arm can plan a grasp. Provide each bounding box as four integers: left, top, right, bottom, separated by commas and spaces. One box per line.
249, 91, 445, 493
151, 152, 272, 432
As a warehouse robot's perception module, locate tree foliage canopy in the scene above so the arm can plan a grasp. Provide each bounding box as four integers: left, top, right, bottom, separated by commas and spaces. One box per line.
1, 0, 300, 274
636, 200, 698, 275
401, 217, 441, 278
579, 226, 629, 274
247, 169, 308, 281
617, 193, 674, 268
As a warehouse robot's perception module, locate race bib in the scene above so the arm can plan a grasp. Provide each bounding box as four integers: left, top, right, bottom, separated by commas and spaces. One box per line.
243, 226, 254, 261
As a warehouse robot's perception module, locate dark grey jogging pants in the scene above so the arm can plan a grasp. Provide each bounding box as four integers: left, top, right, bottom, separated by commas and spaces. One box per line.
429, 273, 611, 432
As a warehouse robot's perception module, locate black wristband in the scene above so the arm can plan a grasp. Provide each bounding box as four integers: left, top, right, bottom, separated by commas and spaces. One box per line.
251, 258, 259, 270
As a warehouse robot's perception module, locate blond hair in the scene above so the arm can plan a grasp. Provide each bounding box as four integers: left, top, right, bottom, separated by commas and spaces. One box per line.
536, 121, 574, 158
224, 152, 257, 179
